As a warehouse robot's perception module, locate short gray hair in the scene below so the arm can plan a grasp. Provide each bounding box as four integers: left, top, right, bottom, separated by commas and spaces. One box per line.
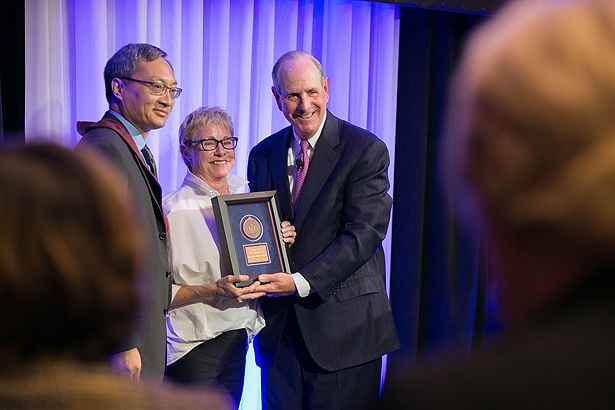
178, 106, 235, 170
271, 51, 325, 92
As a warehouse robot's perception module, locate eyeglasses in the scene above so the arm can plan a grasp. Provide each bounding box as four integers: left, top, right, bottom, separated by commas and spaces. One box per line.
185, 137, 238, 151
118, 77, 183, 99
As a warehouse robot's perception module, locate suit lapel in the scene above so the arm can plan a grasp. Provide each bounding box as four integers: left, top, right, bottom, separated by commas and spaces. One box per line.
294, 114, 341, 229
79, 115, 164, 218
270, 131, 294, 221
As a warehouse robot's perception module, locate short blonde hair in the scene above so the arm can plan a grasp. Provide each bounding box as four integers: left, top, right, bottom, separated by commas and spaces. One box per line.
444, 0, 615, 256
178, 106, 235, 170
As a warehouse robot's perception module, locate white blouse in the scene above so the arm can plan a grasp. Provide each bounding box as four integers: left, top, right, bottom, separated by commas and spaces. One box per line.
163, 171, 265, 365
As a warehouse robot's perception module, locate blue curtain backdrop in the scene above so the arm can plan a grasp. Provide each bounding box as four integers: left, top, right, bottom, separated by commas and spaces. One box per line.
390, 6, 499, 368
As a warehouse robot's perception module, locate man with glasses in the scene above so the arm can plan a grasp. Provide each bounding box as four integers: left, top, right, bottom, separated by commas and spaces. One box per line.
77, 43, 181, 382
163, 106, 295, 406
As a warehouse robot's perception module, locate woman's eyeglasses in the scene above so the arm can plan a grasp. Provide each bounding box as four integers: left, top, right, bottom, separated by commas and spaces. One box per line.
184, 137, 238, 151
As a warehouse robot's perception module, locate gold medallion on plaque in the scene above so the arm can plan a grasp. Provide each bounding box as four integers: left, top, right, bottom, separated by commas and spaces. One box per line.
240, 215, 263, 242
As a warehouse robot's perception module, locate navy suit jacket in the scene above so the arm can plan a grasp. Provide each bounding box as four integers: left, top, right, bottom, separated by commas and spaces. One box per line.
248, 112, 399, 371
76, 114, 170, 380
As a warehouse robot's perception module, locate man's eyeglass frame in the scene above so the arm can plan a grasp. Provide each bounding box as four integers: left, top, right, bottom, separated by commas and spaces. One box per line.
118, 77, 183, 99
185, 137, 238, 151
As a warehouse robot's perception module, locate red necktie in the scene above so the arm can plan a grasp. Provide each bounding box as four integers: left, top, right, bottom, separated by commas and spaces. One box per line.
292, 139, 310, 209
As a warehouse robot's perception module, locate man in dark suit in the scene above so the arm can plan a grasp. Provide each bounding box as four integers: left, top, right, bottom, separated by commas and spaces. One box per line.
76, 43, 182, 382
248, 50, 399, 410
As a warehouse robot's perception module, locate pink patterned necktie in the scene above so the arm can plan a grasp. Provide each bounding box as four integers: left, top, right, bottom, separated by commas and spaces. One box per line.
292, 139, 311, 209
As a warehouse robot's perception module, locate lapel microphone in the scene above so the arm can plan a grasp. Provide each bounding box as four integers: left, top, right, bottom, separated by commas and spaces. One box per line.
295, 157, 304, 170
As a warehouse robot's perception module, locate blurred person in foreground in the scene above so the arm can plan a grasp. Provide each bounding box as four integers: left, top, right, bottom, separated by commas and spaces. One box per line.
77, 43, 181, 381
380, 0, 615, 408
0, 143, 231, 409
248, 50, 399, 410
164, 106, 295, 407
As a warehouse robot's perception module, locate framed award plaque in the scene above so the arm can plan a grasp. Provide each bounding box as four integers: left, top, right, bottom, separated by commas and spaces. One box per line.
211, 190, 291, 287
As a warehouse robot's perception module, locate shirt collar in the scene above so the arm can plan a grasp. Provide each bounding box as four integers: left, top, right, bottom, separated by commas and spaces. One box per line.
183, 170, 248, 196
108, 110, 146, 150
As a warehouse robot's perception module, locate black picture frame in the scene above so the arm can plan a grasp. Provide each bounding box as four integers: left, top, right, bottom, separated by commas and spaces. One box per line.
211, 190, 291, 287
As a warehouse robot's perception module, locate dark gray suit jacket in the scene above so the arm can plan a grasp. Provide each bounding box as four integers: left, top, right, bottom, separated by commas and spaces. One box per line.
77, 114, 170, 380
248, 112, 399, 371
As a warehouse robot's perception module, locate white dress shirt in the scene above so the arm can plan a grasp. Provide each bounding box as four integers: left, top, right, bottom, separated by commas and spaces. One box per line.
286, 111, 328, 297
164, 171, 265, 365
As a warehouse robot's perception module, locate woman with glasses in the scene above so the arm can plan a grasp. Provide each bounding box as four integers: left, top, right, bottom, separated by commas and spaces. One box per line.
163, 106, 295, 407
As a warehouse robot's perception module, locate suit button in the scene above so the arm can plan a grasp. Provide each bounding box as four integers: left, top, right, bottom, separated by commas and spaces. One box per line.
165, 271, 171, 278
163, 308, 169, 315
159, 232, 167, 240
